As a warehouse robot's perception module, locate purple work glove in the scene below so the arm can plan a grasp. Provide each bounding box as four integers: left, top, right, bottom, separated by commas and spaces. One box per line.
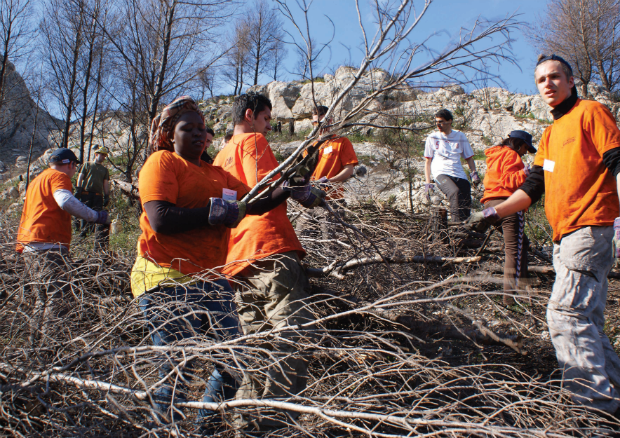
523, 164, 531, 177
613, 218, 620, 260
94, 210, 110, 225
424, 183, 435, 195
208, 198, 247, 227
465, 207, 500, 233
284, 181, 326, 208
317, 176, 330, 190
471, 171, 481, 186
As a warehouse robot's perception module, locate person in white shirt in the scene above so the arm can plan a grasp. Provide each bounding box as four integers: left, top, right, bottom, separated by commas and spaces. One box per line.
424, 109, 480, 221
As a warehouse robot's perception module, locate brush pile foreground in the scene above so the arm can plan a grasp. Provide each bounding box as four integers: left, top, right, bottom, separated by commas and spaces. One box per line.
0, 205, 618, 437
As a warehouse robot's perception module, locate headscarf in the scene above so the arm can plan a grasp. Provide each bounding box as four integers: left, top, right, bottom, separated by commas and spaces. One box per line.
149, 96, 205, 154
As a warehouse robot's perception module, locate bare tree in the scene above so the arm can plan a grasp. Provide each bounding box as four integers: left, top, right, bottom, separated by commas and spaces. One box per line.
242, 0, 284, 86
223, 20, 250, 95
107, 0, 233, 128
40, 0, 87, 149
270, 37, 287, 81
530, 0, 620, 95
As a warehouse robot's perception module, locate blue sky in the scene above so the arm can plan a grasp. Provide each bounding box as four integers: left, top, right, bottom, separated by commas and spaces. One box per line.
271, 0, 547, 94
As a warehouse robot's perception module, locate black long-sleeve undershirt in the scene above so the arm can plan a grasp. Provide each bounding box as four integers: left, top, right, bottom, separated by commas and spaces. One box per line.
144, 187, 290, 235
520, 165, 545, 206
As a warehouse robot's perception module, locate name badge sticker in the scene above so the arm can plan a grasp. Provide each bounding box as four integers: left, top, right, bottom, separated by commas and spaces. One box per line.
323, 146, 333, 155
543, 159, 555, 172
222, 188, 237, 201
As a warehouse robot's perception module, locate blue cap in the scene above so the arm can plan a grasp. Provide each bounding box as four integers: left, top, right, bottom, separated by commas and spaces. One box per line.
536, 54, 573, 76
49, 148, 80, 164
508, 130, 536, 153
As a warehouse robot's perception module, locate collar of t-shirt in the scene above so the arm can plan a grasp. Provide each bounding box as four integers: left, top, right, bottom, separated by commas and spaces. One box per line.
550, 90, 578, 120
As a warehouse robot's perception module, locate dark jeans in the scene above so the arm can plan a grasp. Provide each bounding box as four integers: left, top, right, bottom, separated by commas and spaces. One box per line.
139, 279, 241, 421
485, 199, 530, 303
76, 190, 109, 250
435, 174, 471, 222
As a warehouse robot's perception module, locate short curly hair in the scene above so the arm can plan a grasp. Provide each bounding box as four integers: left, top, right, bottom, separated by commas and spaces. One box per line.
434, 109, 453, 121
232, 93, 272, 126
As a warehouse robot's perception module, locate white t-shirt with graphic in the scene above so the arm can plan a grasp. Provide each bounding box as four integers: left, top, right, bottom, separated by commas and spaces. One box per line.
424, 129, 474, 181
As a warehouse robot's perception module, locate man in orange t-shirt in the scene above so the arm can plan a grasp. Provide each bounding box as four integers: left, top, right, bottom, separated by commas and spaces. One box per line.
17, 148, 110, 344
468, 55, 620, 413
213, 92, 324, 430
309, 105, 358, 199
296, 105, 359, 241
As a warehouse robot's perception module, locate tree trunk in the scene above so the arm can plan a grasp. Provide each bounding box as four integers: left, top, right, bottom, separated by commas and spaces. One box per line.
61, 25, 83, 149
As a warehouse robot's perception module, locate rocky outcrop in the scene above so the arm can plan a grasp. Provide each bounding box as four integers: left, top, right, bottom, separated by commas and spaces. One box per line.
0, 60, 59, 166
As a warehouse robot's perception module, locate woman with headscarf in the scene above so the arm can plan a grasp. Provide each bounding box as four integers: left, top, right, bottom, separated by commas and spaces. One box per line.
480, 130, 537, 306
131, 96, 294, 425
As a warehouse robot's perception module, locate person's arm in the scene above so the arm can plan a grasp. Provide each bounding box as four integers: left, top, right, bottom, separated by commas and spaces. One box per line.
144, 188, 291, 234
602, 147, 620, 211
493, 190, 533, 217
465, 156, 477, 173
103, 179, 110, 195
424, 158, 432, 184
246, 186, 290, 214
53, 189, 107, 223
324, 164, 355, 183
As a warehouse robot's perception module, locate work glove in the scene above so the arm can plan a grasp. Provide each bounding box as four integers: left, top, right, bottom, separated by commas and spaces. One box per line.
284, 182, 326, 208
465, 207, 500, 233
208, 198, 247, 228
523, 165, 531, 177
94, 210, 111, 225
613, 218, 620, 262
103, 194, 110, 207
424, 183, 435, 200
317, 176, 330, 190
470, 171, 481, 187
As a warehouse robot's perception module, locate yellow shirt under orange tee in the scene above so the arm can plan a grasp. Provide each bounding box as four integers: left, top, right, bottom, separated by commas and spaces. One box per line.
136, 150, 249, 277
213, 133, 305, 276
17, 168, 73, 252
533, 98, 620, 241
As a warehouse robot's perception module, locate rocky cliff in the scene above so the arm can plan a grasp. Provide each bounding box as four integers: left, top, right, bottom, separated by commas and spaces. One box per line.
0, 60, 59, 176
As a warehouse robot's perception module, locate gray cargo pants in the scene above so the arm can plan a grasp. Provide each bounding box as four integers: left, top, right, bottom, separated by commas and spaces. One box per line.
548, 226, 620, 413
233, 252, 315, 429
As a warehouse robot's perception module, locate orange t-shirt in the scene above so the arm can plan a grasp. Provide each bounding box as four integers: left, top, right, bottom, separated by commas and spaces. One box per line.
308, 137, 358, 199
481, 145, 527, 204
17, 168, 74, 252
137, 150, 249, 276
213, 133, 305, 276
533, 99, 620, 241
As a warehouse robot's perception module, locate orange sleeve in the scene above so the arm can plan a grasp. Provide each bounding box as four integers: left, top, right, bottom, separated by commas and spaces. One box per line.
139, 153, 179, 204
498, 149, 527, 191
339, 138, 358, 166
240, 134, 280, 187
587, 105, 620, 156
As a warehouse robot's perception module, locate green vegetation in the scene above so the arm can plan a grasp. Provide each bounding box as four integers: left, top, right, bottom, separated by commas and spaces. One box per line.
266, 128, 311, 143
300, 76, 325, 84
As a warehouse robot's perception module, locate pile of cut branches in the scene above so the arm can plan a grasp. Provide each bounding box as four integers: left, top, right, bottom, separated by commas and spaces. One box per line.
0, 204, 618, 437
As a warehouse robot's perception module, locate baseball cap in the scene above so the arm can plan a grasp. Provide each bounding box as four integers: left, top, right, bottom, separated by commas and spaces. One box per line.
94, 146, 109, 155
508, 130, 536, 153
49, 148, 80, 164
